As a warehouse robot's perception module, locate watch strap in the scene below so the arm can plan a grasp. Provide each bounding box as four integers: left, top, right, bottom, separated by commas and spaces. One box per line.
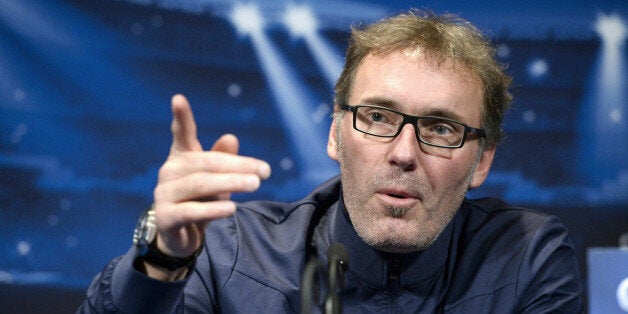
139, 238, 204, 271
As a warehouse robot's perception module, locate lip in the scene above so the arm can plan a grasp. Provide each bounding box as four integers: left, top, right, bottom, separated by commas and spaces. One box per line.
375, 188, 420, 207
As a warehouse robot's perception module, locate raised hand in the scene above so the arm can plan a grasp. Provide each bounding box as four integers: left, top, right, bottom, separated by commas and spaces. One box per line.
146, 94, 271, 279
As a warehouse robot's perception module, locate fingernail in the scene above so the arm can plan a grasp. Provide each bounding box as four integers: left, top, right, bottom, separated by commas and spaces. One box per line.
258, 162, 271, 179
246, 175, 261, 190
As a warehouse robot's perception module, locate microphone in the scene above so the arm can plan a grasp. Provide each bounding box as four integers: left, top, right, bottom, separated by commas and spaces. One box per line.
300, 243, 350, 314
325, 243, 350, 314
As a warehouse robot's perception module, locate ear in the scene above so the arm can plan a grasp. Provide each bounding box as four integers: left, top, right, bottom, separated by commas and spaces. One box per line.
469, 144, 496, 189
327, 115, 340, 161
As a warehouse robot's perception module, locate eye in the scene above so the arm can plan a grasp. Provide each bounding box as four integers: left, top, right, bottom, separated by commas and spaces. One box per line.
419, 118, 462, 137
432, 124, 454, 135
362, 108, 395, 124
368, 112, 386, 123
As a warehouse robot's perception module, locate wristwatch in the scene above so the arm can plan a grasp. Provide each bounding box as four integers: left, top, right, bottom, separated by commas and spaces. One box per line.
133, 206, 202, 271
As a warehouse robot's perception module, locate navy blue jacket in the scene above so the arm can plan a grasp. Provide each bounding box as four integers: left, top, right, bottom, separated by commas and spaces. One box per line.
79, 177, 582, 313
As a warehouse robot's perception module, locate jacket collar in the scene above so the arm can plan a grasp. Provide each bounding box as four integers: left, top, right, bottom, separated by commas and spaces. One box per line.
326, 190, 454, 288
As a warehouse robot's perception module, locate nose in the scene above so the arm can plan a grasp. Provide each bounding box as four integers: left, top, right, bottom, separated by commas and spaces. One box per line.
387, 123, 420, 171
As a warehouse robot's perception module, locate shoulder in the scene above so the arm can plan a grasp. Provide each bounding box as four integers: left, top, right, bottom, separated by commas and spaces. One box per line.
459, 198, 576, 268
199, 177, 342, 311
234, 176, 342, 224
460, 197, 565, 237
203, 176, 341, 258
458, 197, 574, 264
449, 198, 581, 313
452, 197, 577, 290
449, 198, 582, 312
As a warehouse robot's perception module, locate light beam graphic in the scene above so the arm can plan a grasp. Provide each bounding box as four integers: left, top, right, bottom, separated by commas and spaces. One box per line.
283, 4, 318, 38
229, 4, 337, 183
282, 4, 343, 87
229, 3, 264, 36
580, 13, 627, 183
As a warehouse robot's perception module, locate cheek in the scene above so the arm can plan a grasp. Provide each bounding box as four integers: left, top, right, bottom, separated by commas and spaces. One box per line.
421, 152, 476, 187
343, 135, 387, 166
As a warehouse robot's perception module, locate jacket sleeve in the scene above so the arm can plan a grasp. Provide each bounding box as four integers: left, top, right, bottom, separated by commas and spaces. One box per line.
77, 247, 191, 313
517, 215, 583, 313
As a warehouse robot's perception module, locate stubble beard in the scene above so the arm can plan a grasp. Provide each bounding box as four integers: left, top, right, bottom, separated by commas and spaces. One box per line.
336, 125, 482, 253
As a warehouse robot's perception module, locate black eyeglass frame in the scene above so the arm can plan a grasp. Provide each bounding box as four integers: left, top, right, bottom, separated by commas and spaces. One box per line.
340, 104, 486, 149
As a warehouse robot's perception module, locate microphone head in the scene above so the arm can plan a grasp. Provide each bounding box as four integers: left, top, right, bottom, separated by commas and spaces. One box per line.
327, 242, 349, 269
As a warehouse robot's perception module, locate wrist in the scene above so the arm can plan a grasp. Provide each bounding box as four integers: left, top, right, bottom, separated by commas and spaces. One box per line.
140, 258, 191, 281
133, 206, 204, 275
140, 237, 203, 271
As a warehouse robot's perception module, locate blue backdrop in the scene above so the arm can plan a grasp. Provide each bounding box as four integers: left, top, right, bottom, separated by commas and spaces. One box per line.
1, 0, 626, 311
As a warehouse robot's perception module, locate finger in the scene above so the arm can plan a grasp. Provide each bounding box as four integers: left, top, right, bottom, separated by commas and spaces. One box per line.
208, 134, 270, 179
171, 94, 203, 153
156, 200, 237, 232
159, 151, 272, 182
211, 133, 239, 155
155, 172, 262, 204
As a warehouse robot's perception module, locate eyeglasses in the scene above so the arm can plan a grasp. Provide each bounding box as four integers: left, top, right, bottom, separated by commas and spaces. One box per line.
340, 104, 486, 149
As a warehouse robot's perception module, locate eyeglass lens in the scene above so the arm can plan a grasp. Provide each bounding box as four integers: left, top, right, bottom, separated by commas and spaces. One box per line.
354, 106, 466, 147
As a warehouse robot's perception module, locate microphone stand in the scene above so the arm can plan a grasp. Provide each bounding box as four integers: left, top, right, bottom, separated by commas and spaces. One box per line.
301, 243, 349, 314
300, 258, 321, 314
325, 255, 344, 314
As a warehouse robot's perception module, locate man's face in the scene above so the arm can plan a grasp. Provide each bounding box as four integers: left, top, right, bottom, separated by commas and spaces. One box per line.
327, 51, 495, 253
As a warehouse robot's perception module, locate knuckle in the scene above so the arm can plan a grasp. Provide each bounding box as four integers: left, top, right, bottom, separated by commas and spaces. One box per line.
153, 184, 169, 203
157, 166, 169, 180
158, 159, 184, 180
158, 163, 173, 178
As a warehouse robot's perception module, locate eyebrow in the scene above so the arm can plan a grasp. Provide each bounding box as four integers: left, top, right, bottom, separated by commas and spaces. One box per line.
422, 108, 465, 122
359, 96, 466, 123
360, 96, 400, 109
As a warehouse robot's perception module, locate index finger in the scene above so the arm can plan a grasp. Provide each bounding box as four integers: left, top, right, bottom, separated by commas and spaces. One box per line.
171, 94, 203, 153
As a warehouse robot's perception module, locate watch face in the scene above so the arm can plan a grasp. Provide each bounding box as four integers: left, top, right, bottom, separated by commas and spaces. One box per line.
133, 209, 156, 255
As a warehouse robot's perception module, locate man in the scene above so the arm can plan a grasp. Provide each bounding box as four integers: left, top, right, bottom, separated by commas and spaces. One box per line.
80, 10, 582, 313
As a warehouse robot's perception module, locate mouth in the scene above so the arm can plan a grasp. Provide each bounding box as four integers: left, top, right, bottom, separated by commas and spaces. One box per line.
376, 188, 420, 207
378, 188, 416, 198
387, 192, 411, 199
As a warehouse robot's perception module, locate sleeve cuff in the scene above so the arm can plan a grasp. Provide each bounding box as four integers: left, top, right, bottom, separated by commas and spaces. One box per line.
111, 247, 190, 313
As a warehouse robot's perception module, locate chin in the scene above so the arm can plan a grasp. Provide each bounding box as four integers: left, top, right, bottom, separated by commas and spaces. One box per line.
359, 224, 438, 253
371, 239, 431, 253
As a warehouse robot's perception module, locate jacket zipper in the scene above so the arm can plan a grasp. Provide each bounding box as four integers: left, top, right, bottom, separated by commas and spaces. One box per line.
387, 258, 402, 313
